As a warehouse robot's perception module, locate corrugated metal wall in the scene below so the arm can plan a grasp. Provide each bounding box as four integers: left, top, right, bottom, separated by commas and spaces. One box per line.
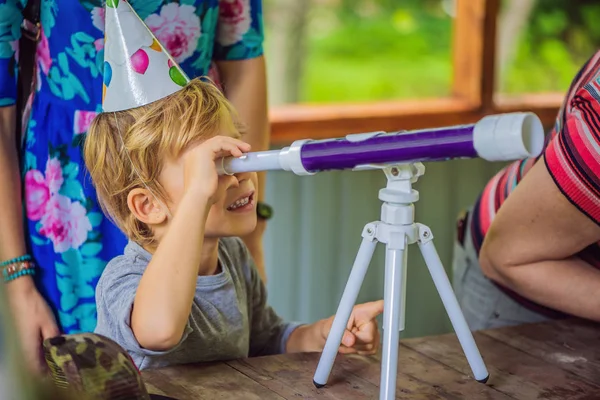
264, 158, 506, 338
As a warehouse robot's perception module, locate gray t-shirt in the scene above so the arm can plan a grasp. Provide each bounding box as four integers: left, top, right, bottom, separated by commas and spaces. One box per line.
94, 237, 299, 370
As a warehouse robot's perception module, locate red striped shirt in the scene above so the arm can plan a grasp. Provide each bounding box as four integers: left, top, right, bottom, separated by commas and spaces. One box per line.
470, 50, 600, 316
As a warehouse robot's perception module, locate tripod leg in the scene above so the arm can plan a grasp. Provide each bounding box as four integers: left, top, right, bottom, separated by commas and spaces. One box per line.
380, 240, 407, 400
313, 231, 378, 388
417, 225, 489, 383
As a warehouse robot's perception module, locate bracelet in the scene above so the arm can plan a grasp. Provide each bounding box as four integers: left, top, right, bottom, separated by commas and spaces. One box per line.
0, 254, 32, 267
2, 260, 36, 283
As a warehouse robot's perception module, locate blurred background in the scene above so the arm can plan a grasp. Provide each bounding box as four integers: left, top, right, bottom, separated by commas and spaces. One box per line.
263, 0, 600, 105
261, 0, 600, 338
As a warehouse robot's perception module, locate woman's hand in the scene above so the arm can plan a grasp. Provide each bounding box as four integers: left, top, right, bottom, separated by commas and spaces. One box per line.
6, 276, 60, 374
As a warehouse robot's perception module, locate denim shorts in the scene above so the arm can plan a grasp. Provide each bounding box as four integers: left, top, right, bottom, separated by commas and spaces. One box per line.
451, 209, 550, 331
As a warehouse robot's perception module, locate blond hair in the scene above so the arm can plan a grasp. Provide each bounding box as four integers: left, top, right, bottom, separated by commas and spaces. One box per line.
84, 78, 239, 246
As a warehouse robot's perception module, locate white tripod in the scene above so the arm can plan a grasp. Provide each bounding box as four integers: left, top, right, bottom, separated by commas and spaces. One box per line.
312, 162, 489, 400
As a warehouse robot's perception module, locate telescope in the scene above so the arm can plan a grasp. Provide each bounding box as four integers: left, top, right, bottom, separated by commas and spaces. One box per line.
217, 112, 544, 176
217, 111, 545, 400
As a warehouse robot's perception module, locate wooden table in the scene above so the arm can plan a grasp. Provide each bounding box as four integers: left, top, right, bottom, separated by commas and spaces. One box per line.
142, 318, 600, 399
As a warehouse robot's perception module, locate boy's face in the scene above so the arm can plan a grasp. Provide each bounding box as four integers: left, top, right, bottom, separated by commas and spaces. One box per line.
157, 138, 258, 239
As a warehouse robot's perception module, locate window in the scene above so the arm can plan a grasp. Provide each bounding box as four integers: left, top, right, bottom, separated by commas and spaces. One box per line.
264, 1, 454, 105
266, 0, 573, 145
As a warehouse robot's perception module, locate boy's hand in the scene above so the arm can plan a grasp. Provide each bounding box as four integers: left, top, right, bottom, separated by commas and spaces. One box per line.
183, 136, 250, 201
321, 300, 383, 355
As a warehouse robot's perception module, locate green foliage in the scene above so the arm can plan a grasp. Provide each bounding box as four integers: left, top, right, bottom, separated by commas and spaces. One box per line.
267, 0, 600, 103
299, 1, 453, 102
502, 0, 600, 93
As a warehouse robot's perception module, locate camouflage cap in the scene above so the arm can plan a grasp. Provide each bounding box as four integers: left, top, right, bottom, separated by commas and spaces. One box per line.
43, 333, 175, 400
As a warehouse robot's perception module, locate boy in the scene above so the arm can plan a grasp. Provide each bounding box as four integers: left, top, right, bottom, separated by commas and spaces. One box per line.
84, 1, 383, 370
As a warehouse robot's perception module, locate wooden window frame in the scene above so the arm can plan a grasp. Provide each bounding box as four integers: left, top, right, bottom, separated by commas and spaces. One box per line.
269, 0, 563, 146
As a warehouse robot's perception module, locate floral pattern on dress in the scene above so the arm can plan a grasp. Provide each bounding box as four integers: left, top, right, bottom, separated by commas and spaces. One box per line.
0, 0, 264, 334
25, 156, 92, 253
145, 3, 202, 63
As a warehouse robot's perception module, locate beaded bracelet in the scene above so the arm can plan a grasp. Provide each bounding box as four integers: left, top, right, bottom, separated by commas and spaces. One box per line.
2, 260, 36, 283
0, 254, 32, 268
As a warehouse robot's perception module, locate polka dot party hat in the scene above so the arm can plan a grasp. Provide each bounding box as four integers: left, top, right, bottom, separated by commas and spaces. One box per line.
102, 0, 190, 112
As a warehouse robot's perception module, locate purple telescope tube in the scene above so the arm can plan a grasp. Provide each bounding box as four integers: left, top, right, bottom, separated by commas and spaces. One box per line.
217, 112, 544, 176
299, 125, 476, 172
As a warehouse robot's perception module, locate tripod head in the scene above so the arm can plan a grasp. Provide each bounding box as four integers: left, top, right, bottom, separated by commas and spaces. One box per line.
368, 163, 425, 202
354, 163, 427, 236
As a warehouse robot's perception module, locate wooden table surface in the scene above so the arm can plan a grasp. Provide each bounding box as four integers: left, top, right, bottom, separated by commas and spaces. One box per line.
141, 318, 600, 399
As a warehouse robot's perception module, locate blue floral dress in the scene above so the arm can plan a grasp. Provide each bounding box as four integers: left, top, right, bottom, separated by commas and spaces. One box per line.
0, 0, 264, 333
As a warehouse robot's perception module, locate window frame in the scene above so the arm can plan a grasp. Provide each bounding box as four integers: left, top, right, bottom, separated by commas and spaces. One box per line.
269, 0, 563, 146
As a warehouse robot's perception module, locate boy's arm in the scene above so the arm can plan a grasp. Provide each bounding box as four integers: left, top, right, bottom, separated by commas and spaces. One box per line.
130, 191, 210, 351
130, 136, 249, 352
244, 240, 382, 355
94, 258, 192, 363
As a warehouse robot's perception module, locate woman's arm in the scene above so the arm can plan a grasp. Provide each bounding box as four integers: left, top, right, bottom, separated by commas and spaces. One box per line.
0, 105, 59, 372
0, 106, 26, 261
0, 1, 29, 275
0, 1, 60, 373
216, 56, 270, 281
479, 157, 600, 320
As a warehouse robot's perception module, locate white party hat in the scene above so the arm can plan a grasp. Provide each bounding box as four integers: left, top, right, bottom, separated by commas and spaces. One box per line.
102, 0, 190, 112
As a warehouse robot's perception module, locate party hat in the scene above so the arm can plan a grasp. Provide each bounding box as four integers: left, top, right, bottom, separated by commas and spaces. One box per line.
102, 0, 190, 112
